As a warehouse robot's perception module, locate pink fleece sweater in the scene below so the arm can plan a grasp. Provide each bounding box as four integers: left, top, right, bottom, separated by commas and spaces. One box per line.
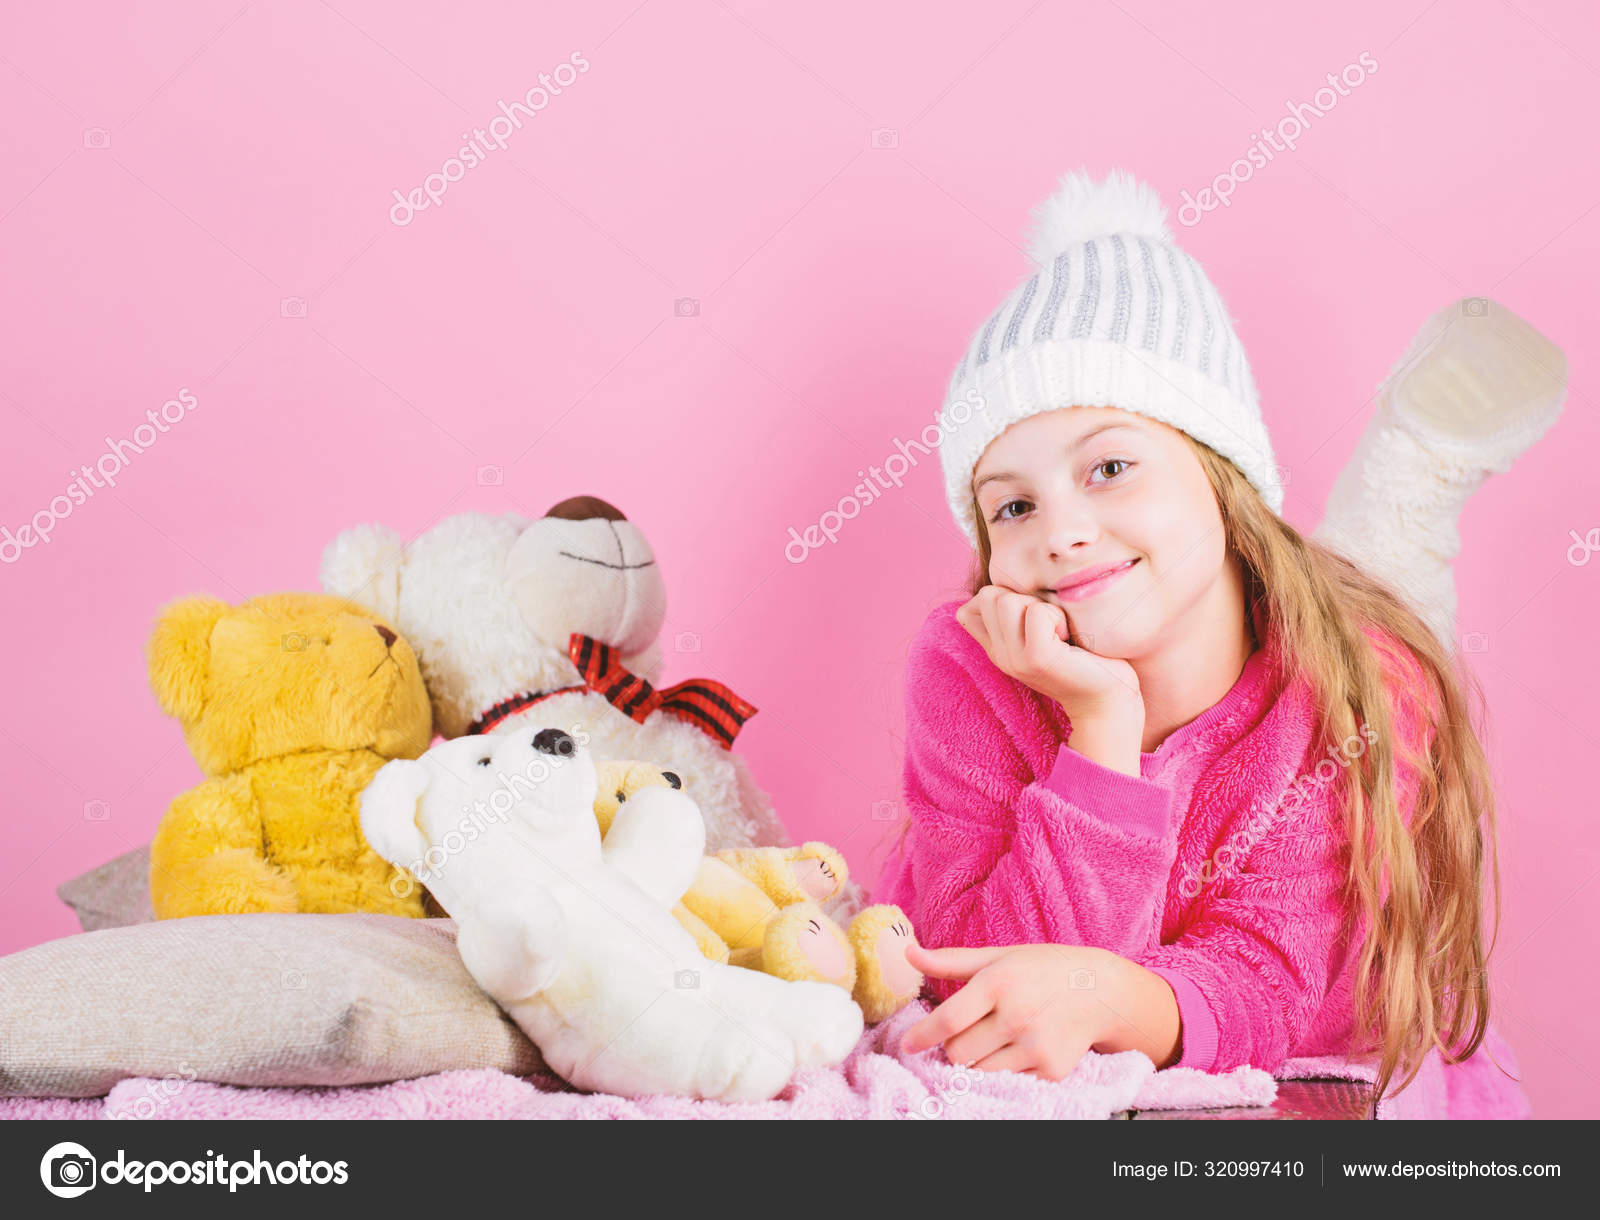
873, 598, 1530, 1118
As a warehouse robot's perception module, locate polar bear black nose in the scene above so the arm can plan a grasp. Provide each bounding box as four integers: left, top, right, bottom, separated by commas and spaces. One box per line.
532, 729, 575, 757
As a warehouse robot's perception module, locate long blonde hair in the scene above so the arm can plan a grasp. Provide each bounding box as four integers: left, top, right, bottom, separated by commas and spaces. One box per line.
918, 433, 1509, 1104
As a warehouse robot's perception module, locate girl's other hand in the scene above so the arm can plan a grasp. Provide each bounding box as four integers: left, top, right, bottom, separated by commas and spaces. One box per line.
957, 584, 1142, 720
899, 942, 1118, 1080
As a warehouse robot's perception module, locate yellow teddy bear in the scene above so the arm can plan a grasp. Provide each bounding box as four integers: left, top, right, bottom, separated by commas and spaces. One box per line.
146, 592, 433, 920
595, 760, 924, 1022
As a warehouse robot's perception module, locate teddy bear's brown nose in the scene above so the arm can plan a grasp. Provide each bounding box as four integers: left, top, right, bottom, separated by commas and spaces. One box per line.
544, 495, 626, 522
374, 624, 397, 648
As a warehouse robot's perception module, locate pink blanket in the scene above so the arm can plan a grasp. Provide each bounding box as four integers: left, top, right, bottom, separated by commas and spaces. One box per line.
3, 1000, 1498, 1120
0, 992, 1523, 1114
0, 1000, 1263, 1119
3, 999, 1523, 1114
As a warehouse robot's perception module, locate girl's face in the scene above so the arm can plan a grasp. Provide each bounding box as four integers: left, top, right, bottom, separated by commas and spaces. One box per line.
971, 406, 1237, 661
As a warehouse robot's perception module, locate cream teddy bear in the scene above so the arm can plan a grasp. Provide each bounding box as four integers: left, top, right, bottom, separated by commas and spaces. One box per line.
359, 727, 863, 1102
320, 498, 871, 919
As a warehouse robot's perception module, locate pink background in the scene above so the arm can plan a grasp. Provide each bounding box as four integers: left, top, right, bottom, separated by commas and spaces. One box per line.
1, 1, 1595, 1118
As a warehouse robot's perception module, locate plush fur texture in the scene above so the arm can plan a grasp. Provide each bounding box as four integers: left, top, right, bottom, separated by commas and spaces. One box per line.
1025, 166, 1173, 267
146, 592, 433, 920
319, 503, 806, 872
598, 775, 924, 1021
1313, 297, 1568, 647
594, 759, 728, 963
359, 731, 864, 1101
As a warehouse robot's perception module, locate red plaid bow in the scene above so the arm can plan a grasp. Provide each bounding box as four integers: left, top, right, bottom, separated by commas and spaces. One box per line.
567, 632, 757, 748
465, 633, 757, 749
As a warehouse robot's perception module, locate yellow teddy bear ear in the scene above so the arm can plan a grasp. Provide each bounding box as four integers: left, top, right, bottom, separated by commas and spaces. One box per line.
146, 595, 231, 723
591, 759, 678, 836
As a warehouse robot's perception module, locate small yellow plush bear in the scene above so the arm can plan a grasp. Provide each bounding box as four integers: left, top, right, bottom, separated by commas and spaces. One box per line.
594, 761, 924, 1022
147, 592, 434, 920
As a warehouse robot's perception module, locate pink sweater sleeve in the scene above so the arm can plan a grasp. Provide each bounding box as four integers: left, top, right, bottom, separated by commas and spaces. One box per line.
1130, 634, 1439, 1074
875, 612, 1180, 1005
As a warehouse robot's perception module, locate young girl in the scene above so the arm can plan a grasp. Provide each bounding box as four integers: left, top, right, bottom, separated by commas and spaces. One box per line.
874, 168, 1531, 1116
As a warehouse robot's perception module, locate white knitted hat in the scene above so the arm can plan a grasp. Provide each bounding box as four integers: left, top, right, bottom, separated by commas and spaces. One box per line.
938, 167, 1284, 546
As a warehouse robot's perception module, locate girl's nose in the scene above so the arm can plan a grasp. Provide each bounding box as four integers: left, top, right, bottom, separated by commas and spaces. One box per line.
1041, 496, 1101, 555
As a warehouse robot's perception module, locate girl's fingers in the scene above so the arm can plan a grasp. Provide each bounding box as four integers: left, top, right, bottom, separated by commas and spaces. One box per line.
995, 592, 1030, 668
980, 592, 1020, 674
975, 595, 1006, 670
966, 612, 991, 655
900, 977, 996, 1055
905, 942, 1013, 979
973, 1043, 1037, 1076
957, 595, 993, 654
1021, 600, 1066, 658
941, 1011, 1012, 1072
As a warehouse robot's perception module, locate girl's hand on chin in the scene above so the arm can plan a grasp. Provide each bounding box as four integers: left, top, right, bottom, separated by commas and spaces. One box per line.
957, 584, 1142, 719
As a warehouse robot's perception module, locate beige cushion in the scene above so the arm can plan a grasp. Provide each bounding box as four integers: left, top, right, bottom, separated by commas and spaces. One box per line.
56, 844, 155, 932
0, 912, 545, 1097
56, 843, 451, 930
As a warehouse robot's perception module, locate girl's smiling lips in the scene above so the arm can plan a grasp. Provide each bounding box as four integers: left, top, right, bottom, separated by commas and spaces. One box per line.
1053, 558, 1139, 602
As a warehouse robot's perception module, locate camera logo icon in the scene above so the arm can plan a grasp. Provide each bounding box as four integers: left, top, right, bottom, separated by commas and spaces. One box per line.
83, 128, 111, 149
281, 631, 309, 652
41, 1142, 97, 1197
870, 128, 899, 149
280, 297, 307, 318
674, 297, 700, 317
1461, 630, 1490, 653
83, 800, 111, 822
674, 969, 700, 989
871, 799, 899, 822
1461, 297, 1490, 318
477, 465, 504, 486
674, 630, 700, 653
1068, 968, 1096, 990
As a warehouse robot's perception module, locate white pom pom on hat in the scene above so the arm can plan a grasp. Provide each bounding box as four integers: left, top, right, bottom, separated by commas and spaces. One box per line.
1024, 166, 1175, 268
938, 167, 1285, 547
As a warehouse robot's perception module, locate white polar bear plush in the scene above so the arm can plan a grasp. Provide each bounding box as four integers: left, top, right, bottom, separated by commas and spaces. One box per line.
359, 725, 864, 1102
321, 496, 868, 919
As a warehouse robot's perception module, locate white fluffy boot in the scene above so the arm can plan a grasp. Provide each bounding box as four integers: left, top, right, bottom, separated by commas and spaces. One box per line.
1312, 298, 1568, 651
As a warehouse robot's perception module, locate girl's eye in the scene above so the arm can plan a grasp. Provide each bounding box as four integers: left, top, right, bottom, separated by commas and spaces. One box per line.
1091, 458, 1130, 483
987, 459, 1132, 524
477, 757, 492, 767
